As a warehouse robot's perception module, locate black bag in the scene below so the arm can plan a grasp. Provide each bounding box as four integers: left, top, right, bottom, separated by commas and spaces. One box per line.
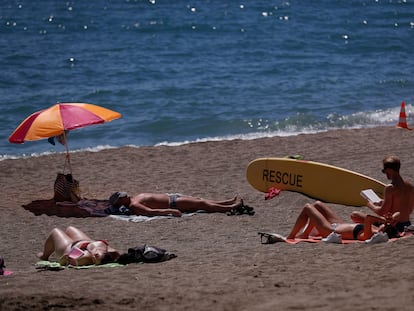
384, 225, 401, 239
118, 245, 176, 264
104, 205, 131, 215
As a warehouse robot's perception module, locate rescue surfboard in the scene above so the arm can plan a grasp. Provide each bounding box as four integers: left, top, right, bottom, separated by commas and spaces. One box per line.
246, 158, 386, 207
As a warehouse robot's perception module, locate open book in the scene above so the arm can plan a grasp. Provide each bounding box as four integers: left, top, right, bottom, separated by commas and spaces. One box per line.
360, 189, 382, 203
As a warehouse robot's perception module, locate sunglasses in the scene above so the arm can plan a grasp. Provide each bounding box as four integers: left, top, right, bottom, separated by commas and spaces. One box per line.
382, 162, 398, 173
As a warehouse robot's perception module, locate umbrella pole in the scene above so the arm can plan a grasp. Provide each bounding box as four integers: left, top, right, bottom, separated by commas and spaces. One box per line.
62, 131, 72, 175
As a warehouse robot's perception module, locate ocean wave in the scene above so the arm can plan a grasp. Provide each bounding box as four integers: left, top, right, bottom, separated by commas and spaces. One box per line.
1, 105, 405, 161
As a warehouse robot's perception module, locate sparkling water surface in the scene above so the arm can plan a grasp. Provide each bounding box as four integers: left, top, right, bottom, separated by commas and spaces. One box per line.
1, 0, 413, 159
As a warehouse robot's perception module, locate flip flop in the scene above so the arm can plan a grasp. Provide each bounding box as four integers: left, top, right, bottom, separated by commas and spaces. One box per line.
35, 261, 65, 271
227, 205, 255, 216
258, 232, 287, 244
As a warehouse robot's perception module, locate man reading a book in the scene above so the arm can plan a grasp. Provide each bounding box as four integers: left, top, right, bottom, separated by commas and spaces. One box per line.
351, 155, 414, 232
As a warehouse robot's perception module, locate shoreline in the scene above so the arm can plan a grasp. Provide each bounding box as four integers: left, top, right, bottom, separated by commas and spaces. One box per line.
0, 124, 397, 162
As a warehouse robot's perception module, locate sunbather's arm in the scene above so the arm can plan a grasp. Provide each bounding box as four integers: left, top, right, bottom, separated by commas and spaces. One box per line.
59, 254, 69, 266
68, 252, 95, 266
363, 214, 385, 239
367, 185, 393, 216
130, 203, 182, 217
57, 253, 93, 266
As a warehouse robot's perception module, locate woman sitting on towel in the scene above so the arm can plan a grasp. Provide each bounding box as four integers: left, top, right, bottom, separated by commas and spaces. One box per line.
37, 226, 120, 266
286, 201, 400, 242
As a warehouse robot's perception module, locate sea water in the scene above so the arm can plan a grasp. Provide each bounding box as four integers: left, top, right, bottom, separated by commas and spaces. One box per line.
1, 0, 413, 159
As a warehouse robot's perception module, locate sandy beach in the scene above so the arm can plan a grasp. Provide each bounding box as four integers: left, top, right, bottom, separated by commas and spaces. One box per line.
1, 126, 413, 311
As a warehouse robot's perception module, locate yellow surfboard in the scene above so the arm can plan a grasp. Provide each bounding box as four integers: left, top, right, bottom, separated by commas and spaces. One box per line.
246, 158, 386, 206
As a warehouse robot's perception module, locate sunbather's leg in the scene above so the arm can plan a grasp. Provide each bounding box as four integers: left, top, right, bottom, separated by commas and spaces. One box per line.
297, 219, 314, 239
296, 201, 344, 237
176, 196, 243, 213
313, 201, 343, 224
65, 226, 92, 241
350, 211, 366, 223
37, 228, 73, 260
211, 196, 239, 205
287, 203, 312, 239
287, 203, 335, 239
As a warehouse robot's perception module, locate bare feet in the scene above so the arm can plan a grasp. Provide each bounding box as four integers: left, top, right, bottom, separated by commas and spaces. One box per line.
37, 252, 48, 260
226, 198, 244, 210
223, 196, 239, 205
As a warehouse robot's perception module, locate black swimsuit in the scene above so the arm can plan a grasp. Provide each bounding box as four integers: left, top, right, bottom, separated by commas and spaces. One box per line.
167, 193, 181, 208
353, 224, 364, 240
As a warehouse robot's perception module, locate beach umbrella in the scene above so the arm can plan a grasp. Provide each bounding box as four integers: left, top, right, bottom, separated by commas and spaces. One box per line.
8, 103, 121, 172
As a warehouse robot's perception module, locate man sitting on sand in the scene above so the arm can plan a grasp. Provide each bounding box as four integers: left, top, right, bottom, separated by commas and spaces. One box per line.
351, 156, 414, 233
107, 192, 249, 217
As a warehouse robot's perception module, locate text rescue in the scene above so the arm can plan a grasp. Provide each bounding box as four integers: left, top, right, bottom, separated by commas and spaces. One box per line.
262, 169, 303, 187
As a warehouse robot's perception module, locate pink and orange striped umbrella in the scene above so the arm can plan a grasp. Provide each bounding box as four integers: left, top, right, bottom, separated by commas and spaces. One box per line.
9, 103, 121, 143
9, 103, 121, 171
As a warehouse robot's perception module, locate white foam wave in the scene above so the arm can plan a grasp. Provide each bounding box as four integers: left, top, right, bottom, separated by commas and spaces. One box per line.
0, 105, 409, 161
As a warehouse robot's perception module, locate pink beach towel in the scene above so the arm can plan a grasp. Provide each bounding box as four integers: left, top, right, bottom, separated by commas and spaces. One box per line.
259, 232, 412, 245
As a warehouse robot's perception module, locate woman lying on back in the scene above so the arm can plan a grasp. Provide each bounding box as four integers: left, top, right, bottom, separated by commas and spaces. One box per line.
37, 226, 120, 266
286, 200, 400, 242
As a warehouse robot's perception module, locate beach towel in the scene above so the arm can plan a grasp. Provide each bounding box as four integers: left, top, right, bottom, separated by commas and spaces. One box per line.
258, 231, 413, 245
0, 270, 13, 276
24, 198, 255, 220
109, 205, 255, 222
109, 211, 202, 222
108, 203, 254, 221
35, 260, 125, 271
35, 246, 176, 270
23, 199, 202, 220
23, 199, 111, 217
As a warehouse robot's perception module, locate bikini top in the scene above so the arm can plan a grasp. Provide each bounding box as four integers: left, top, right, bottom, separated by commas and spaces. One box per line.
73, 240, 108, 251
67, 240, 110, 266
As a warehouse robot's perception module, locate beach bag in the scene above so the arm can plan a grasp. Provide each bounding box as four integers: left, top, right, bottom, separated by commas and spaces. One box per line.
384, 225, 400, 239
129, 245, 169, 263
104, 205, 131, 215
118, 245, 176, 264
53, 173, 81, 203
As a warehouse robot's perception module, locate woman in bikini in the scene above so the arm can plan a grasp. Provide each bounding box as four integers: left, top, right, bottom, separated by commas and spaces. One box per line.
37, 226, 121, 266
260, 201, 401, 244
285, 201, 400, 241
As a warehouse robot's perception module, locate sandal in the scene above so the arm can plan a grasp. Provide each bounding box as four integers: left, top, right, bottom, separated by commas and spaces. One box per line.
227, 205, 255, 216
258, 232, 286, 244
35, 261, 65, 271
